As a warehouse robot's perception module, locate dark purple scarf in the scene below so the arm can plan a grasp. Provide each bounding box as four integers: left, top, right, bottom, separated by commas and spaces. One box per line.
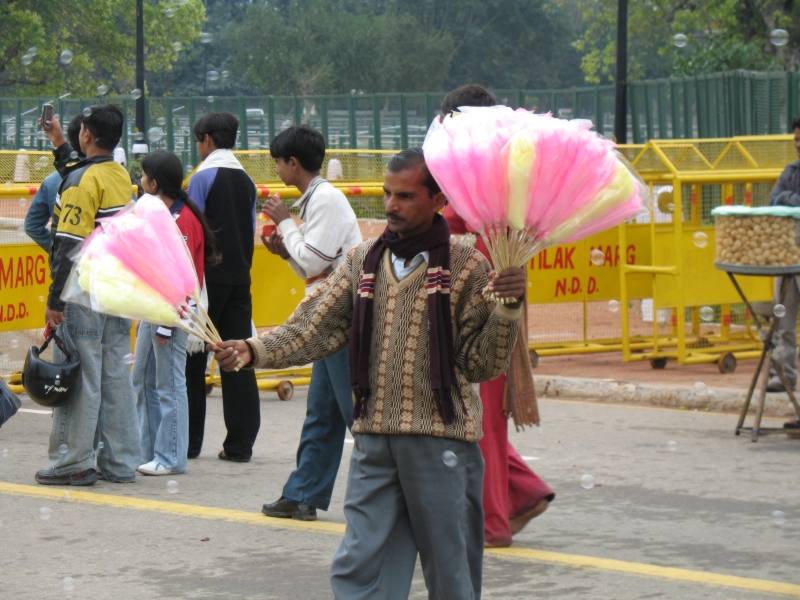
349, 214, 459, 424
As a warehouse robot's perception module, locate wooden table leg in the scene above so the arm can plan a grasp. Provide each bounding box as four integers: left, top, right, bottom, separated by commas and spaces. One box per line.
752, 348, 773, 441
737, 347, 766, 432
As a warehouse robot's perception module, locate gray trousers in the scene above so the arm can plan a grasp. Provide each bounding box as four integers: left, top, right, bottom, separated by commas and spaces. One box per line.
330, 433, 484, 600
769, 276, 800, 388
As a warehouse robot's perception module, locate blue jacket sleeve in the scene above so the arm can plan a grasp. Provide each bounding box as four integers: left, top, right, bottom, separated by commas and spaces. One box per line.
24, 171, 60, 251
187, 169, 217, 213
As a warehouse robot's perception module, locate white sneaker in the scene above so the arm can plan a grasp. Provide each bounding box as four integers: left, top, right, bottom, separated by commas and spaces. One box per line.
137, 461, 174, 476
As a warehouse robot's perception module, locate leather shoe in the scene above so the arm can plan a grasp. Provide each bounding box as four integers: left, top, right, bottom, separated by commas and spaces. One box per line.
35, 467, 97, 486
766, 380, 793, 393
262, 497, 317, 521
784, 418, 800, 429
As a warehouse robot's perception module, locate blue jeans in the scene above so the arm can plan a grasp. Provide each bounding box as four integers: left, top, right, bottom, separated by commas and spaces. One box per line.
283, 348, 353, 510
133, 323, 189, 473
48, 303, 140, 482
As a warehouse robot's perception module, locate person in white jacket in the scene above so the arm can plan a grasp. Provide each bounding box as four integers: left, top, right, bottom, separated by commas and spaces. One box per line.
260, 125, 362, 521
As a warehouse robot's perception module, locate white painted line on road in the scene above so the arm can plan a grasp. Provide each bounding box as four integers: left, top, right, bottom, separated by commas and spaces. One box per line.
18, 408, 52, 415
1, 481, 799, 597
520, 456, 539, 461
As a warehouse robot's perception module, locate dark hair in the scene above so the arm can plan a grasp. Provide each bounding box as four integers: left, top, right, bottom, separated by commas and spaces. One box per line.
792, 116, 800, 131
67, 115, 83, 154
387, 147, 441, 197
82, 104, 123, 151
269, 125, 326, 172
193, 111, 238, 149
140, 150, 221, 268
440, 84, 496, 117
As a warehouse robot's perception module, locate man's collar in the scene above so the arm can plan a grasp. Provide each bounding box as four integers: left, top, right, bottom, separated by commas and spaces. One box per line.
291, 175, 325, 211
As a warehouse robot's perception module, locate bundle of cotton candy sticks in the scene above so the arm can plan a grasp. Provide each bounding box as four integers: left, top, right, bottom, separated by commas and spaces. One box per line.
423, 106, 647, 303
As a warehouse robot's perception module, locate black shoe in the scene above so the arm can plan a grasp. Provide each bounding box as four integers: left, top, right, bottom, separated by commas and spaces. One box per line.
187, 451, 200, 459
784, 418, 800, 429
262, 497, 317, 521
35, 468, 97, 486
766, 380, 790, 393
218, 450, 250, 463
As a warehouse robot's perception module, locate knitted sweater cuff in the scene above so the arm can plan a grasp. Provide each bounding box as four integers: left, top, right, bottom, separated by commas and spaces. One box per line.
493, 303, 523, 321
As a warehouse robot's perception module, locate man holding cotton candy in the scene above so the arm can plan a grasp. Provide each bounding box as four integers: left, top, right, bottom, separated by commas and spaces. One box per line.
211, 148, 524, 599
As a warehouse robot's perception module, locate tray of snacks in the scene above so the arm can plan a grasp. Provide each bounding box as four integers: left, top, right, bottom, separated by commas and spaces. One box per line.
712, 205, 800, 275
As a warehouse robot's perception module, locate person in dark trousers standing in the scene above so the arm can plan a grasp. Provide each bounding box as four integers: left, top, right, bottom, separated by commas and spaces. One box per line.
24, 115, 84, 252
211, 149, 526, 599
259, 126, 362, 521
767, 116, 800, 430
186, 112, 261, 461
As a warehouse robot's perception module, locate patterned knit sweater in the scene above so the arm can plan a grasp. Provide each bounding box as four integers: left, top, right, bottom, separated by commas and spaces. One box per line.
246, 238, 521, 442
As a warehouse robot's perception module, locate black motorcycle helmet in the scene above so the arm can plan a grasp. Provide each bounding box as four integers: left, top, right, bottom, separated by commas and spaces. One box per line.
22, 329, 81, 408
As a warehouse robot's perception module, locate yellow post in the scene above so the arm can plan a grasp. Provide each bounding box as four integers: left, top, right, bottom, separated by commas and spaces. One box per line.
673, 180, 687, 362
619, 221, 631, 362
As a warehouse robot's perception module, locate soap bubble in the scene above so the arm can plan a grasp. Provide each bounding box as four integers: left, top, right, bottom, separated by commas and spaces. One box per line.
21, 54, 33, 66
38, 295, 45, 302
1, 449, 7, 458
147, 127, 164, 143
693, 381, 707, 396
134, 131, 145, 141
7, 126, 15, 137
442, 450, 458, 468
40, 506, 51, 520
673, 33, 688, 48
27, 46, 38, 56
693, 231, 708, 248
221, 70, 230, 79
206, 96, 215, 103
166, 480, 179, 494
18, 198, 25, 207
207, 70, 220, 81
82, 107, 92, 117
667, 440, 677, 452
772, 510, 786, 525
580, 474, 595, 489
59, 443, 68, 454
69, 151, 78, 159
63, 576, 74, 591
59, 50, 74, 64
199, 32, 214, 44
774, 304, 787, 318
36, 130, 47, 141
172, 41, 183, 52
122, 353, 135, 365
97, 441, 104, 450
290, 288, 297, 295
9, 338, 18, 348
4, 181, 12, 188
156, 117, 166, 126
96, 84, 108, 96
165, 7, 176, 17
699, 306, 714, 321
608, 300, 619, 313
64, 490, 70, 499
769, 29, 790, 47
186, 164, 193, 172
131, 88, 142, 100
590, 249, 605, 266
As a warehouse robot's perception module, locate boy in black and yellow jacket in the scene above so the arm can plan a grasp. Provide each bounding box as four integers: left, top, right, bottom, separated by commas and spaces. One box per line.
36, 105, 141, 486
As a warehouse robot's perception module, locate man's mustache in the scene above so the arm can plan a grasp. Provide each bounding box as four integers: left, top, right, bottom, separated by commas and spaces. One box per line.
385, 213, 406, 222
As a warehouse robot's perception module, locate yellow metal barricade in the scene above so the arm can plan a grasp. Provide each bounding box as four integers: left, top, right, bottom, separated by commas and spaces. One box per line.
1, 136, 797, 376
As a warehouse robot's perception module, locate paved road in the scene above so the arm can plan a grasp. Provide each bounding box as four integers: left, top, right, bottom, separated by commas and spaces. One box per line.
1, 388, 798, 599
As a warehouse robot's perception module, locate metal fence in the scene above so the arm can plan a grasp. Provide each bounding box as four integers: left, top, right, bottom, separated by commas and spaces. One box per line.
2, 70, 799, 168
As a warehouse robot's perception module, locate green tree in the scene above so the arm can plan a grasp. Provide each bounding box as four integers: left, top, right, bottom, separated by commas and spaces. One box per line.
227, 0, 454, 95
574, 0, 791, 84
0, 0, 205, 97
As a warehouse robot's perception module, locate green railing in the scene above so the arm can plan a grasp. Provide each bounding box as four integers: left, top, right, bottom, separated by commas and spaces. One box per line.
1, 70, 798, 169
